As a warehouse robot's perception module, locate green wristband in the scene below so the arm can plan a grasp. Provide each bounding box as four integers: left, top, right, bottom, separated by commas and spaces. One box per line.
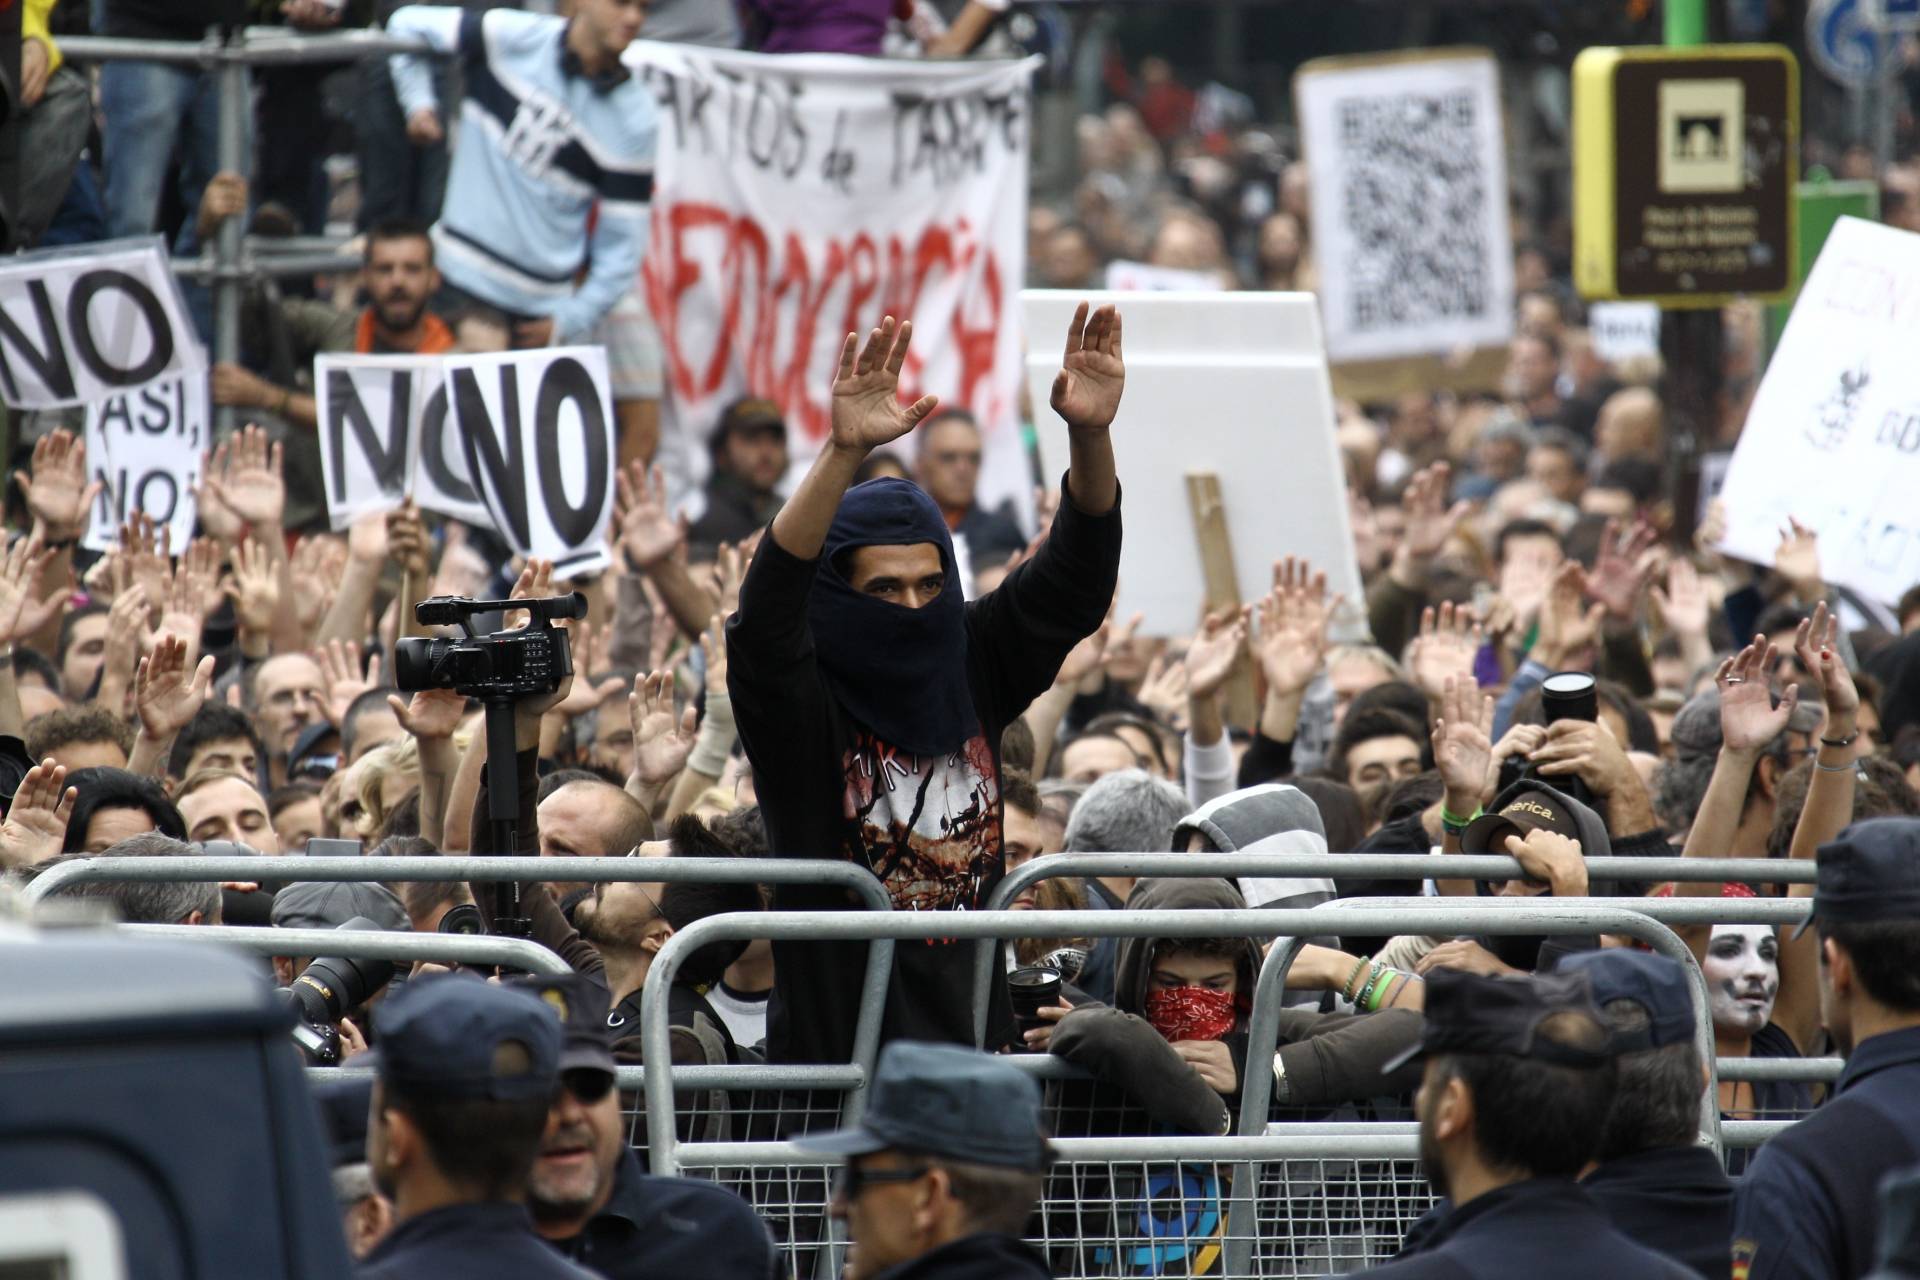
1441, 805, 1481, 833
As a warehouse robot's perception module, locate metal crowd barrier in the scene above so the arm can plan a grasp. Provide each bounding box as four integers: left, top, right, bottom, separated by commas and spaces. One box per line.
119, 922, 572, 974
23, 854, 897, 1089
973, 852, 1815, 1043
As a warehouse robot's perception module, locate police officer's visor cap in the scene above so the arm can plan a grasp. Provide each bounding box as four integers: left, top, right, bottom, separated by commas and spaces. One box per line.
1381, 969, 1615, 1074
791, 1041, 1052, 1171
1794, 817, 1920, 940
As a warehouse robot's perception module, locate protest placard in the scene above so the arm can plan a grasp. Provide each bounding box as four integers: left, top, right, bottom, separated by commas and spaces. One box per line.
442, 346, 616, 579
626, 41, 1038, 522
1024, 290, 1359, 635
82, 375, 206, 553
1295, 50, 1513, 371
1717, 216, 1920, 604
1589, 302, 1662, 363
0, 237, 206, 410
317, 356, 428, 531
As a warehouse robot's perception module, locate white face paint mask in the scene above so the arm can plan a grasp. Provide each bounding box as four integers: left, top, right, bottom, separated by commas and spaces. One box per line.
1704, 923, 1779, 1037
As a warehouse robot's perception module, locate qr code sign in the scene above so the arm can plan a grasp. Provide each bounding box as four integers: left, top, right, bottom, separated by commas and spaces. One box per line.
1336, 91, 1490, 333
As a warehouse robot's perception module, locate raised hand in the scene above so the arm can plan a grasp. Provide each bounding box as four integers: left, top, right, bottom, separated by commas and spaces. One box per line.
194, 443, 244, 543
630, 671, 698, 786
222, 537, 282, 637
1497, 539, 1558, 625
1400, 463, 1469, 561
1650, 554, 1711, 643
1432, 675, 1494, 812
1716, 636, 1800, 756
120, 510, 173, 623
700, 613, 729, 698
505, 558, 556, 631
1530, 716, 1636, 800
287, 535, 342, 636
0, 535, 61, 644
135, 633, 216, 741
316, 639, 381, 728
829, 316, 940, 455
1792, 601, 1859, 726
1254, 558, 1336, 698
177, 536, 226, 619
614, 461, 687, 570
1774, 516, 1823, 599
1534, 561, 1605, 670
386, 687, 468, 742
1184, 608, 1249, 702
1134, 652, 1188, 728
1408, 601, 1482, 702
0, 758, 76, 869
14, 428, 101, 540
202, 424, 286, 530
1587, 518, 1662, 621
1050, 302, 1125, 432
143, 569, 208, 671
710, 540, 749, 617
1486, 722, 1547, 795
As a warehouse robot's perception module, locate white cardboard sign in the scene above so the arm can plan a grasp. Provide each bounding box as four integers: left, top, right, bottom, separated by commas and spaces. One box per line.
1295, 50, 1514, 364
1717, 216, 1920, 604
1023, 290, 1360, 635
0, 237, 206, 409
442, 346, 617, 579
83, 375, 206, 553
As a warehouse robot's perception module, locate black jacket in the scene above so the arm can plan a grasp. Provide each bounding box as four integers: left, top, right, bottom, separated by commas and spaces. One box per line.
358, 1203, 597, 1280
872, 1233, 1052, 1280
1582, 1144, 1734, 1280
546, 1148, 776, 1280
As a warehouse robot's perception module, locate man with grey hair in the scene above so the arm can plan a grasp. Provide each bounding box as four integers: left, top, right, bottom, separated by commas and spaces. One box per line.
1654, 685, 1823, 848
39, 833, 221, 924
1066, 767, 1189, 1005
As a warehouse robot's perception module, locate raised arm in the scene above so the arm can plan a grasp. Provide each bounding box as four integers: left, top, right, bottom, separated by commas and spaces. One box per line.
1431, 676, 1495, 896
1049, 303, 1121, 516
1774, 604, 1855, 1053
768, 317, 939, 561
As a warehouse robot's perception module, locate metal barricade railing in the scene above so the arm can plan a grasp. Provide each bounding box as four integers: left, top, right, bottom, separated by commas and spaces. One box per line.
117, 922, 572, 973
973, 852, 1813, 1043
23, 854, 897, 1095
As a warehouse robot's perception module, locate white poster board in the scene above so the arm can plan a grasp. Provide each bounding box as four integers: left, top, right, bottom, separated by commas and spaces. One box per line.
316, 355, 428, 531
626, 42, 1037, 522
1589, 302, 1663, 363
1024, 290, 1360, 635
82, 375, 206, 553
1105, 261, 1223, 293
0, 237, 206, 409
1717, 216, 1920, 604
442, 346, 617, 579
1295, 50, 1514, 364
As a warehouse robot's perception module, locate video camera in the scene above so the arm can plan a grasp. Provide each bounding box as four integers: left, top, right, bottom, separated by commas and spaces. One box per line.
276, 915, 398, 1066
394, 592, 587, 699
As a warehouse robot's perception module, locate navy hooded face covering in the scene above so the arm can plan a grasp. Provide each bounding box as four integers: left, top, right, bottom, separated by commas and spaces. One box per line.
807, 477, 978, 758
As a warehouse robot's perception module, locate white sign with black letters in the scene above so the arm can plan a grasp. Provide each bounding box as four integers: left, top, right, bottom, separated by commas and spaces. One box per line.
441, 346, 616, 579
82, 374, 206, 552
316, 355, 429, 530
0, 237, 206, 409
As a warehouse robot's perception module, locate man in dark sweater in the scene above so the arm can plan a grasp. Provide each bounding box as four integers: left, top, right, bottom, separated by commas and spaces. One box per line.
728, 305, 1125, 1065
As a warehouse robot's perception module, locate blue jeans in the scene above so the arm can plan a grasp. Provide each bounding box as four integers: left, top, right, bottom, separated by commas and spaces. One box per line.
99, 60, 235, 251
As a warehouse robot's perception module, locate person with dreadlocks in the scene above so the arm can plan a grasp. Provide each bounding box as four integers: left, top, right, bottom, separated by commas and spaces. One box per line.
727, 306, 1126, 1065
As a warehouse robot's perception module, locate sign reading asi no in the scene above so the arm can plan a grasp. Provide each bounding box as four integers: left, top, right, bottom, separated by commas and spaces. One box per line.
1573, 45, 1798, 307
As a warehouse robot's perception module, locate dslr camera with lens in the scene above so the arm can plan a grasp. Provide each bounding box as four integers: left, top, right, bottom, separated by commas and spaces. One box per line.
276, 915, 398, 1065
1495, 670, 1600, 808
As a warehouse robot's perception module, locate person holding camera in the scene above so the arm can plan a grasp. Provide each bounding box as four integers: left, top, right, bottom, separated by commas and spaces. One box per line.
727, 306, 1124, 1065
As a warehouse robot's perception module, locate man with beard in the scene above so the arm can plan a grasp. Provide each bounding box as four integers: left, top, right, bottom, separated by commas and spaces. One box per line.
358, 975, 594, 1280
209, 216, 456, 431
728, 305, 1124, 1065
513, 975, 776, 1279
1354, 969, 1696, 1279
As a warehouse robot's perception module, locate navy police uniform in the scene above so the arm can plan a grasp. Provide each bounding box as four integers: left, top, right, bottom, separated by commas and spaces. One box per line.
1732, 819, 1920, 1280
1359, 968, 1699, 1280
356, 975, 598, 1280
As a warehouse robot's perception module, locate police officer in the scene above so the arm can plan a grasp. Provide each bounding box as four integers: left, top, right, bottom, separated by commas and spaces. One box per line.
1732, 817, 1920, 1280
357, 974, 598, 1280
1356, 969, 1697, 1279
792, 1041, 1055, 1280
1558, 948, 1732, 1279
512, 974, 777, 1278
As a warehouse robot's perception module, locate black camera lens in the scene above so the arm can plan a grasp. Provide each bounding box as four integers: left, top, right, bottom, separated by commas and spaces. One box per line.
1541, 671, 1598, 725
394, 636, 453, 694
438, 903, 485, 936
1008, 966, 1064, 1039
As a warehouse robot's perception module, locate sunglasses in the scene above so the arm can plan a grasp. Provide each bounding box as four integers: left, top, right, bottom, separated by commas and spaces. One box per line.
834, 1163, 929, 1201
561, 1068, 616, 1104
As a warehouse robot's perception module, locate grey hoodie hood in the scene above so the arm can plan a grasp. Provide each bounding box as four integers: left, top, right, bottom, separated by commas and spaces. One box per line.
1113, 877, 1264, 1020
1173, 784, 1337, 911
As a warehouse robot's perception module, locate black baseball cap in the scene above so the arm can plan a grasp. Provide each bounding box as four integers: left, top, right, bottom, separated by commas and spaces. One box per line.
371, 973, 562, 1102
1381, 969, 1615, 1074
509, 973, 618, 1080
1459, 782, 1583, 854
1553, 948, 1695, 1052
1795, 818, 1920, 939
792, 1042, 1051, 1171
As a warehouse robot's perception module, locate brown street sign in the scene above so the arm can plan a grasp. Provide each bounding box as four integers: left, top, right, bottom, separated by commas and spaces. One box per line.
1574, 44, 1798, 308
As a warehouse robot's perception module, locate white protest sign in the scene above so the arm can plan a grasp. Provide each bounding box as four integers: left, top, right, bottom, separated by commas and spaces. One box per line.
0, 237, 206, 409
1024, 290, 1360, 635
626, 42, 1038, 521
1717, 217, 1920, 604
1296, 50, 1514, 364
442, 346, 616, 579
317, 355, 429, 530
83, 375, 206, 553
1104, 260, 1224, 293
1589, 302, 1662, 363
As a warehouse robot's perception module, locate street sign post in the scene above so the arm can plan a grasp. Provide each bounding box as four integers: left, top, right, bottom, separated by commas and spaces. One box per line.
1573, 45, 1799, 307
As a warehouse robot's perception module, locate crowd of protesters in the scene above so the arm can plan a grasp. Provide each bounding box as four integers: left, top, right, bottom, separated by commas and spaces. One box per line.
8, 2, 1920, 1279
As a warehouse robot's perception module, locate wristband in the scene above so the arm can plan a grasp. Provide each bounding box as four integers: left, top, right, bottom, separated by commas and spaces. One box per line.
1820, 730, 1859, 748
1364, 970, 1401, 1013
1815, 759, 1858, 774
1339, 955, 1370, 1003
1440, 805, 1481, 834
